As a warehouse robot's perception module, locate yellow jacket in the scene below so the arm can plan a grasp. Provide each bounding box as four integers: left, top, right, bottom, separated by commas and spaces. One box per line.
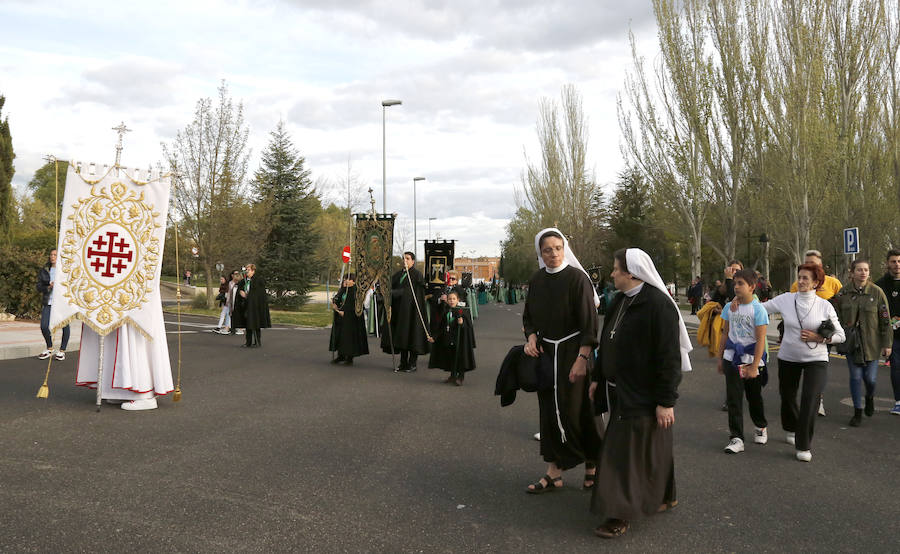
790, 274, 842, 300
696, 301, 725, 357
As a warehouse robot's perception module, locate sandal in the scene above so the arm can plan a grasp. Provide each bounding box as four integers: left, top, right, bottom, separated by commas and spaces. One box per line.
583, 463, 597, 490
594, 518, 629, 539
657, 499, 678, 513
526, 474, 562, 494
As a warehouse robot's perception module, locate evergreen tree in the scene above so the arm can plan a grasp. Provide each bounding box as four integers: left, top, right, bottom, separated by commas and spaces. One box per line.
253, 121, 321, 308
0, 95, 15, 245
606, 169, 653, 256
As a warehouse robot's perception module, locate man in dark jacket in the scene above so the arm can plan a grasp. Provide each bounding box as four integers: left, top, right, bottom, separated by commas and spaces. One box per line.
232, 264, 271, 347
875, 248, 900, 415
36, 249, 70, 361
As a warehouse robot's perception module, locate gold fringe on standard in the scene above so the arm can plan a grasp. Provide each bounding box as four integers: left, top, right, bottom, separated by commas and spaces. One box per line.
172, 216, 183, 403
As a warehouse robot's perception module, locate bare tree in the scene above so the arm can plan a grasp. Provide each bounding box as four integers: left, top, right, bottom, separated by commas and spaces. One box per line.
162, 81, 250, 306
520, 85, 600, 263
619, 0, 714, 278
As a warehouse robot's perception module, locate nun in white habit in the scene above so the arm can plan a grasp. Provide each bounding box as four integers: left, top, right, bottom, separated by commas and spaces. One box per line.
522, 228, 602, 494
590, 247, 691, 539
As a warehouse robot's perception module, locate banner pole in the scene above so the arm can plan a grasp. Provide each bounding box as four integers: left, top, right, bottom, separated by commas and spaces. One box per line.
95, 333, 104, 412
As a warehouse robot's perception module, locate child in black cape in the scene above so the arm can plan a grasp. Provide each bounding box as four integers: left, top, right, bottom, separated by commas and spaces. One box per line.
428, 290, 476, 385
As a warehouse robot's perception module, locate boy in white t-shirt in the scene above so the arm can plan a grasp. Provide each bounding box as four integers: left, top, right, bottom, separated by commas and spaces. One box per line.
717, 269, 769, 453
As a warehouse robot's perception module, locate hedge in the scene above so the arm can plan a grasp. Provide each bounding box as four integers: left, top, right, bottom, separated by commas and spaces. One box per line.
0, 246, 47, 319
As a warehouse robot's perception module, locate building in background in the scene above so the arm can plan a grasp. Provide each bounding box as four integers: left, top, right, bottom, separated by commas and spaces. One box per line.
454, 257, 500, 283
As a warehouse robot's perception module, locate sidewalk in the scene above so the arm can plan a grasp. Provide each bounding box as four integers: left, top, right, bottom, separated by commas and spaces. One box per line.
0, 319, 83, 361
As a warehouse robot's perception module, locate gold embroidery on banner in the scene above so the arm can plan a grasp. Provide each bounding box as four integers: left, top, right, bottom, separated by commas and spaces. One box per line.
59, 180, 162, 336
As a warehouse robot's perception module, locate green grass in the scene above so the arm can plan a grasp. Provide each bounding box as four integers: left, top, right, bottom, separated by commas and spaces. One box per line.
163, 302, 332, 327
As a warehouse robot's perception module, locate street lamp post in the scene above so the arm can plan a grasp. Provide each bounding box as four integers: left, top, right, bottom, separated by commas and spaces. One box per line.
381, 99, 402, 213
413, 176, 425, 259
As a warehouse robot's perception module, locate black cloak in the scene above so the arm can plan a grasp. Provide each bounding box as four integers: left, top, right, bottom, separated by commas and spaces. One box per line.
428, 304, 476, 373
232, 275, 272, 330
329, 285, 369, 358
381, 267, 430, 355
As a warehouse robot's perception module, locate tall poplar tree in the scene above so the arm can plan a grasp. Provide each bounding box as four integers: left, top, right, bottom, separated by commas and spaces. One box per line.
0, 95, 14, 245
253, 121, 321, 308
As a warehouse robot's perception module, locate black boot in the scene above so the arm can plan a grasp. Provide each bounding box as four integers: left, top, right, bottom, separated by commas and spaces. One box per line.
865, 395, 874, 417
849, 409, 863, 427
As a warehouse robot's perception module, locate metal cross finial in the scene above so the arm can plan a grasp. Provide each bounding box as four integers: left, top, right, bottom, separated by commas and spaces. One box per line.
112, 121, 131, 169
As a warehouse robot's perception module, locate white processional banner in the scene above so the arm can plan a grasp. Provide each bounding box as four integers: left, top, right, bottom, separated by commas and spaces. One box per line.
50, 164, 170, 338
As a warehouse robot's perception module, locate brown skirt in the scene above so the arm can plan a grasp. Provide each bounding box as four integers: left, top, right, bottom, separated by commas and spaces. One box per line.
591, 385, 676, 520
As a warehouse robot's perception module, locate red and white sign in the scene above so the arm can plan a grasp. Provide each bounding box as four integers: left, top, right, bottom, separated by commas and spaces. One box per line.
341, 246, 351, 263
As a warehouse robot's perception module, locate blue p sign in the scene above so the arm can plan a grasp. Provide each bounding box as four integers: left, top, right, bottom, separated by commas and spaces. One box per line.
843, 227, 860, 255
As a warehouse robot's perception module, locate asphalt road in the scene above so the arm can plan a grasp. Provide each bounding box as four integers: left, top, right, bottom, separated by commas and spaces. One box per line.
0, 302, 897, 552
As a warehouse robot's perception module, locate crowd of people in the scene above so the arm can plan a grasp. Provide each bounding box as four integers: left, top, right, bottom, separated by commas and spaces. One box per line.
32, 239, 900, 536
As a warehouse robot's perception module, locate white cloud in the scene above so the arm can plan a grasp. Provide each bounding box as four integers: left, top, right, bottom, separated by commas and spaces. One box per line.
1, 0, 659, 256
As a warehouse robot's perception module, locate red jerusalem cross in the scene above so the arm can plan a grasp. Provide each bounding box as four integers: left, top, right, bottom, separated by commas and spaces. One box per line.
87, 231, 133, 278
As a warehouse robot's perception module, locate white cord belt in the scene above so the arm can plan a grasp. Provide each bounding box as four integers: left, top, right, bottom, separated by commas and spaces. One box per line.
542, 330, 581, 443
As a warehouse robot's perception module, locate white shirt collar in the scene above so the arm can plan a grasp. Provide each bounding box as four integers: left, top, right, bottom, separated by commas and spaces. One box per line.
624, 282, 644, 297
545, 260, 569, 274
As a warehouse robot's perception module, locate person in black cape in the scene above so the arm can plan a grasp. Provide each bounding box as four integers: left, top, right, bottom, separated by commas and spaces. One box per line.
329, 274, 369, 365
522, 228, 601, 494
381, 252, 430, 372
428, 290, 476, 385
590, 248, 689, 539
232, 264, 272, 347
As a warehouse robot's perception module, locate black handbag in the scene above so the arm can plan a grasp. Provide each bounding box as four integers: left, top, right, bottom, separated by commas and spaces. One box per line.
835, 323, 861, 361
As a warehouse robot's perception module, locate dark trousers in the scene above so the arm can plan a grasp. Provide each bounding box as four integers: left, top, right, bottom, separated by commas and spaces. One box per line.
778, 359, 828, 451
399, 350, 418, 369
723, 359, 767, 441
40, 305, 69, 350
245, 328, 261, 346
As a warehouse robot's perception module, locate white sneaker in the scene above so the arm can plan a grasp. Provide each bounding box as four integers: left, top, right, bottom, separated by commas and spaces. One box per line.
37, 349, 52, 360
54, 350, 65, 361
724, 437, 745, 454
533, 432, 541, 441
785, 432, 796, 446
754, 427, 768, 445
120, 398, 158, 411
796, 450, 812, 462
817, 400, 826, 417
235, 329, 245, 335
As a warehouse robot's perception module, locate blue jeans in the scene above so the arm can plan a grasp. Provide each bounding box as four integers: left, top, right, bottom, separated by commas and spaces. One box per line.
847, 358, 879, 409
40, 305, 70, 350
890, 337, 900, 402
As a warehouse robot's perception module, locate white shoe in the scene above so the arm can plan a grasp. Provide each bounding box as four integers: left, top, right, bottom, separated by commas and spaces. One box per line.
235, 329, 245, 335
120, 398, 158, 411
785, 432, 796, 446
724, 437, 745, 454
817, 400, 826, 417
37, 349, 52, 360
796, 450, 812, 462
54, 350, 66, 361
533, 432, 541, 441
753, 427, 768, 445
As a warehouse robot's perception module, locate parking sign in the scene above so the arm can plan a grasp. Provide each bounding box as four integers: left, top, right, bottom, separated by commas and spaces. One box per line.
843, 227, 860, 255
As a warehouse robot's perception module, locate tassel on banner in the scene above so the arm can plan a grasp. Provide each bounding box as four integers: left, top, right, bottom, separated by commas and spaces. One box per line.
36, 358, 52, 399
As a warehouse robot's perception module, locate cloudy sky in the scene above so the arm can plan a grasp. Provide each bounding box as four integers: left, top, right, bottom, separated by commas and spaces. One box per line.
0, 0, 657, 257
